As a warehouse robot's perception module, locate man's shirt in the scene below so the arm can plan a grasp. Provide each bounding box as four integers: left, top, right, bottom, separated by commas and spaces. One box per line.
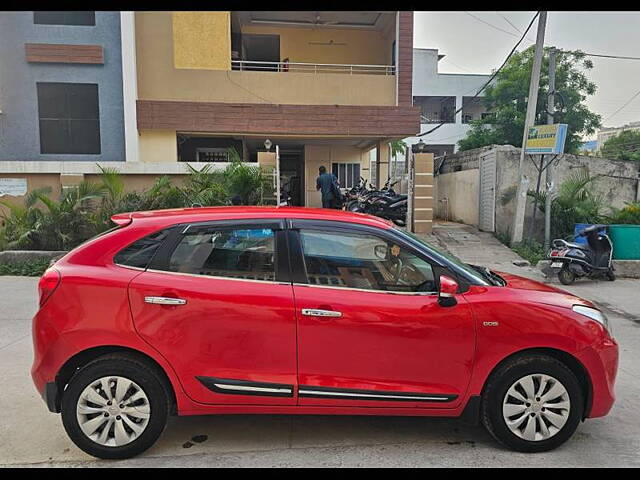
316, 172, 338, 201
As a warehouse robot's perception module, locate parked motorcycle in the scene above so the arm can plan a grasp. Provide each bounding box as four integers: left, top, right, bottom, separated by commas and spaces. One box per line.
278, 180, 292, 207
348, 179, 407, 226
548, 224, 615, 285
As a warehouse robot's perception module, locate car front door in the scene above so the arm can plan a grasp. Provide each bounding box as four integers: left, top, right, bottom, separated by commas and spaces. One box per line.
289, 221, 476, 409
127, 220, 298, 406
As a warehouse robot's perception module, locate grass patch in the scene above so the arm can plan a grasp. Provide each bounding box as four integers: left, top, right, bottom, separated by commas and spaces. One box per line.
0, 258, 51, 276
495, 230, 546, 266
510, 241, 546, 266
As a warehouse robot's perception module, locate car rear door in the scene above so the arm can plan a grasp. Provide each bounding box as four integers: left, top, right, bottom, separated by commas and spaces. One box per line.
127, 219, 298, 405
288, 220, 476, 409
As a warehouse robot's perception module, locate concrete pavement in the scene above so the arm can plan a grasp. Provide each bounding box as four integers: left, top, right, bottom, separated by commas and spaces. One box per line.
1, 225, 640, 466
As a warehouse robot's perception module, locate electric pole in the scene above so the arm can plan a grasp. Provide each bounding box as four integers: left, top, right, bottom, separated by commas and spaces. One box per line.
544, 47, 556, 251
511, 11, 547, 245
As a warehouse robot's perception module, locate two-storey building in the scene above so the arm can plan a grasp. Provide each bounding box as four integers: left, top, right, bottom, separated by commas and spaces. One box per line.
406, 48, 491, 157
1, 11, 433, 231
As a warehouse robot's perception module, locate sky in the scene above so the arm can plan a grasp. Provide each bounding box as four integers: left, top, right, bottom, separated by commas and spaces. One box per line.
414, 11, 640, 139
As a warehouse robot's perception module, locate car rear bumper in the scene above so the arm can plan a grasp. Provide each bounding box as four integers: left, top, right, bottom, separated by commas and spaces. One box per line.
576, 335, 619, 418
42, 381, 61, 413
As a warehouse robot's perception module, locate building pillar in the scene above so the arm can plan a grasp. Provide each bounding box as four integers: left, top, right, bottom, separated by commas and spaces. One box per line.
257, 151, 277, 204
413, 152, 434, 234
376, 140, 390, 188
121, 11, 139, 162
455, 95, 463, 125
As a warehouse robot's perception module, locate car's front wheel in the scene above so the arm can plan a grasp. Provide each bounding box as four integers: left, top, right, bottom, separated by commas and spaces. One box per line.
61, 354, 169, 459
481, 354, 584, 452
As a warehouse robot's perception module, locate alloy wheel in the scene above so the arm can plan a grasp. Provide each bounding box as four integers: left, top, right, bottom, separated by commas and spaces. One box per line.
502, 373, 570, 442
76, 376, 151, 447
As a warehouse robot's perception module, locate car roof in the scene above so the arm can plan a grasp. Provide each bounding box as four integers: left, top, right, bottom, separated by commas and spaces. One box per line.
111, 206, 394, 230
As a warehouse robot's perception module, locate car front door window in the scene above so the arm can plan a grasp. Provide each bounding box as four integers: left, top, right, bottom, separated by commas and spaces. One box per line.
299, 229, 436, 293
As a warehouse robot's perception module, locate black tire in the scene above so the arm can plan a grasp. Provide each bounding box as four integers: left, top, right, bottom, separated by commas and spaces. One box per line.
606, 269, 616, 281
347, 201, 361, 212
61, 353, 170, 459
558, 267, 576, 285
481, 354, 584, 453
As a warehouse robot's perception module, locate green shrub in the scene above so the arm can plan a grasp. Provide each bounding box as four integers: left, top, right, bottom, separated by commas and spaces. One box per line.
0, 153, 274, 253
528, 169, 605, 239
607, 202, 640, 225
511, 240, 546, 266
0, 258, 51, 276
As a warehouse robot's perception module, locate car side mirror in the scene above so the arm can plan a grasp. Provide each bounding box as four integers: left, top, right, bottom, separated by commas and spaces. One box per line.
438, 275, 458, 307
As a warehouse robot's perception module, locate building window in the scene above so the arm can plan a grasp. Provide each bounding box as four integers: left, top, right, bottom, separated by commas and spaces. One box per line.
462, 96, 488, 124
413, 96, 456, 124
197, 148, 232, 162
177, 134, 244, 162
37, 82, 101, 155
332, 163, 361, 189
33, 11, 96, 26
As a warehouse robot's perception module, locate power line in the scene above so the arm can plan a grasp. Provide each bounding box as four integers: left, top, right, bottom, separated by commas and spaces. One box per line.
495, 12, 537, 43
417, 11, 541, 138
603, 88, 640, 122
465, 12, 521, 39
584, 52, 640, 61
496, 12, 522, 34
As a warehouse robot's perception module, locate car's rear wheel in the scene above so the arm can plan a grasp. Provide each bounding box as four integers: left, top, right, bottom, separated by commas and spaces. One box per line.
481, 354, 584, 452
61, 354, 169, 459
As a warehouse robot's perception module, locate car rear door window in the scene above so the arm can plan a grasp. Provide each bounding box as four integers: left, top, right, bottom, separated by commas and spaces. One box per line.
168, 227, 276, 281
299, 230, 436, 293
114, 228, 175, 269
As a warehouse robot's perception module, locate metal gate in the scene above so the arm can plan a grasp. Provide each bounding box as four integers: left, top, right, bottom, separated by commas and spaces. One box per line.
478, 150, 497, 232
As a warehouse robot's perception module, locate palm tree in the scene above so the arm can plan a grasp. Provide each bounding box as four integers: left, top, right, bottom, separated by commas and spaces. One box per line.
528, 169, 604, 240
389, 140, 408, 180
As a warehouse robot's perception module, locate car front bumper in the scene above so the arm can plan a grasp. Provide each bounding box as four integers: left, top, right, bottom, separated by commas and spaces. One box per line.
576, 335, 619, 418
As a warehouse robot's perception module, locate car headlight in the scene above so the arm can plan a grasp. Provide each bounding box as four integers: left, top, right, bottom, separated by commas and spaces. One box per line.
572, 305, 611, 334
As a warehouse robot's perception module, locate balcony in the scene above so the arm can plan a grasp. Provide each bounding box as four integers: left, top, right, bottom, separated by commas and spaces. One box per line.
231, 60, 395, 75
136, 11, 402, 107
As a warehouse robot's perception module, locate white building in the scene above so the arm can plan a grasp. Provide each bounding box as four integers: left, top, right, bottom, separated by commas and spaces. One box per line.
596, 121, 640, 151
405, 48, 492, 157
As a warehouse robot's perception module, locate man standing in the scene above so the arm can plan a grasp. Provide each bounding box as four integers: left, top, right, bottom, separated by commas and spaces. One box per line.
316, 166, 341, 209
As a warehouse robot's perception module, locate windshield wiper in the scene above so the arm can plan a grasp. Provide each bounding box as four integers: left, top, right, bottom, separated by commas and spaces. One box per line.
468, 264, 504, 286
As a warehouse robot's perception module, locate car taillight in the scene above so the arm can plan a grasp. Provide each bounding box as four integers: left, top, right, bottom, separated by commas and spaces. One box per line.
38, 268, 61, 307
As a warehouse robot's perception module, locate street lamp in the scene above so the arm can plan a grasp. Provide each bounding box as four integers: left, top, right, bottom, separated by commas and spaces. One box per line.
264, 139, 272, 151
412, 139, 426, 153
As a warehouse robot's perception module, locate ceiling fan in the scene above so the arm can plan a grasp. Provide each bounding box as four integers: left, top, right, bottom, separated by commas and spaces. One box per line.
249, 11, 375, 29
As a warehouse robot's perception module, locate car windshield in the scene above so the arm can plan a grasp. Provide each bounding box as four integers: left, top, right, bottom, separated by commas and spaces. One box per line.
393, 228, 492, 286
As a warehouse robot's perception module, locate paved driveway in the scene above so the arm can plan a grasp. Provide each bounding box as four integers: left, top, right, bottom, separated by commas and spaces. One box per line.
1, 255, 639, 466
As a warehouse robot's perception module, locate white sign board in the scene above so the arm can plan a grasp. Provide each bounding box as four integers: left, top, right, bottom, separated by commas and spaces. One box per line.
0, 178, 28, 197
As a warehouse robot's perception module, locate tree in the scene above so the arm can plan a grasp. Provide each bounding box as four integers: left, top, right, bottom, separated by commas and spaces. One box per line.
458, 46, 601, 154
600, 129, 640, 162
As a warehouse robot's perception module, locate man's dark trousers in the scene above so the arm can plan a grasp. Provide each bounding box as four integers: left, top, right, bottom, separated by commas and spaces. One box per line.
322, 198, 338, 209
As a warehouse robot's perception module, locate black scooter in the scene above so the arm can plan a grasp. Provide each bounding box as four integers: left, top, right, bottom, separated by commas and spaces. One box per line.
548, 224, 615, 285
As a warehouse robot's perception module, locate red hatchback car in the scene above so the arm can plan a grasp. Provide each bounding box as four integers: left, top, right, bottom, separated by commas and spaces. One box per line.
31, 207, 618, 459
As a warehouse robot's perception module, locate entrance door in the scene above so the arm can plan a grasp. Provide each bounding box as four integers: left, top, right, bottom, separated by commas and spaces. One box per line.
128, 220, 298, 405
479, 150, 497, 232
280, 152, 304, 206
289, 221, 476, 409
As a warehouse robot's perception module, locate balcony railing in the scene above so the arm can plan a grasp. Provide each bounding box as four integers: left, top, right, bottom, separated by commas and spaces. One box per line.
420, 114, 455, 124
231, 60, 395, 75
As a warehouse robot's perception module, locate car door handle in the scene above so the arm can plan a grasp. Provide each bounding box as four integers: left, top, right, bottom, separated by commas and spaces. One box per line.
144, 296, 187, 306
301, 309, 342, 318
